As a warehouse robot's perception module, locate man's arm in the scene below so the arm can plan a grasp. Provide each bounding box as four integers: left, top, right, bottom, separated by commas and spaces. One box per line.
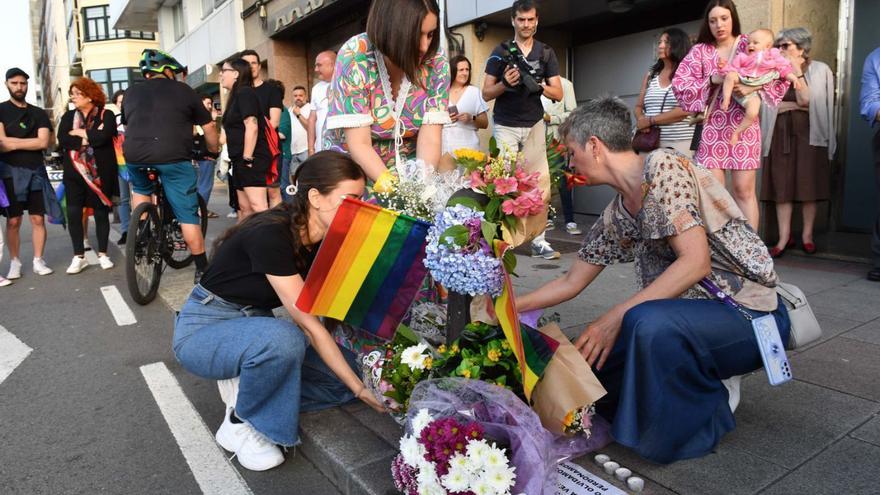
0, 127, 50, 152
269, 107, 281, 129
482, 66, 520, 102
306, 112, 316, 155
202, 121, 220, 154
541, 75, 563, 102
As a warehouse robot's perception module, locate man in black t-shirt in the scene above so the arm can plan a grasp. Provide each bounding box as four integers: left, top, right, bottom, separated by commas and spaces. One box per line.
240, 49, 283, 207
123, 49, 219, 283
0, 67, 54, 279
483, 0, 564, 260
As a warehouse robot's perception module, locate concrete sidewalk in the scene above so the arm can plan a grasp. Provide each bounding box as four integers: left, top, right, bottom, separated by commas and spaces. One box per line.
144, 186, 880, 495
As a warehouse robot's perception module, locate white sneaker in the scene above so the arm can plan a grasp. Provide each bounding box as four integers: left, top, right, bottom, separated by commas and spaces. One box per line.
33, 257, 53, 275
0, 276, 10, 287
531, 241, 561, 260
7, 258, 22, 279
216, 408, 284, 471
66, 256, 89, 274
98, 254, 114, 270
545, 219, 555, 231
565, 222, 583, 235
226, 211, 238, 218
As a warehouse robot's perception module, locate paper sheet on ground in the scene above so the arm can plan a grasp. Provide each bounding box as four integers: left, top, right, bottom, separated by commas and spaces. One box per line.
557, 461, 627, 495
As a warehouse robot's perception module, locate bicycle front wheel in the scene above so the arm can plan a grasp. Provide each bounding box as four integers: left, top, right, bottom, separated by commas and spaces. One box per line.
164, 196, 208, 269
126, 203, 163, 305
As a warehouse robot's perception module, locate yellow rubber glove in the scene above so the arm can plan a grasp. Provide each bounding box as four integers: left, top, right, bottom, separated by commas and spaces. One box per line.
373, 169, 398, 194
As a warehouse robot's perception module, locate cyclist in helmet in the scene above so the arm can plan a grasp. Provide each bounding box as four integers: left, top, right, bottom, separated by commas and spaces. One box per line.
122, 49, 219, 283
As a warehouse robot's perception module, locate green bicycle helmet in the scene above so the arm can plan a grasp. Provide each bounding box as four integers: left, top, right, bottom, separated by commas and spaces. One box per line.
139, 49, 184, 76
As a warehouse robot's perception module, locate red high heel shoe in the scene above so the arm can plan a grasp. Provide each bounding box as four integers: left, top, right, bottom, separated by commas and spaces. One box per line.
803, 242, 816, 254
769, 238, 795, 258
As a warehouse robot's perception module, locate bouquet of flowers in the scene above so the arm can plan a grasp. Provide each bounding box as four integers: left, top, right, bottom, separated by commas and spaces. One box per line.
452, 147, 544, 233
423, 204, 507, 297
546, 135, 568, 190
392, 408, 517, 495
375, 159, 469, 222
431, 322, 523, 396
362, 327, 432, 414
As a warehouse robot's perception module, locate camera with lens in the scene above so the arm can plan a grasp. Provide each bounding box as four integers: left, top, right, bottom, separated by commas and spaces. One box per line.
499, 40, 544, 94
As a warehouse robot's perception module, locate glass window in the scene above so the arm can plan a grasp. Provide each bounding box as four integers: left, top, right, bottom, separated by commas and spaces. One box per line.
87, 68, 144, 98
82, 5, 156, 42
172, 2, 186, 41
214, 0, 228, 7
201, 0, 213, 18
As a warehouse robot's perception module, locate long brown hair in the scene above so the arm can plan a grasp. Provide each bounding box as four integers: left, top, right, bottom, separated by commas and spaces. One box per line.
366, 0, 441, 86
696, 0, 742, 46
212, 151, 366, 273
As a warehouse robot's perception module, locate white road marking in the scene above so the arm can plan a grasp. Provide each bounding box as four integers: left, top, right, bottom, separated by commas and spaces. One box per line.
100, 285, 138, 326
140, 362, 253, 495
0, 325, 33, 386
84, 250, 99, 265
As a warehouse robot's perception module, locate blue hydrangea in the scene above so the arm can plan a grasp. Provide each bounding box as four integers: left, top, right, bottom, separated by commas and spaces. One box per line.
424, 205, 504, 297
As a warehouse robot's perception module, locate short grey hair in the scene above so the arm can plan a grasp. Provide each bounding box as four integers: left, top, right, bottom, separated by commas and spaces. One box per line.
776, 27, 812, 56
558, 96, 633, 152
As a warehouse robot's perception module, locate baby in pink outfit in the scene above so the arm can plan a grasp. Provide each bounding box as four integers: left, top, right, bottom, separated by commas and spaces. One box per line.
721, 29, 801, 144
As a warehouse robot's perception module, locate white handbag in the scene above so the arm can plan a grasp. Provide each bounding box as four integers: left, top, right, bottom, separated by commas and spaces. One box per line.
776, 282, 822, 350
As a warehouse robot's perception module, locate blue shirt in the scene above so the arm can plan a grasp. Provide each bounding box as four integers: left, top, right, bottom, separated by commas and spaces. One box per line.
860, 47, 880, 126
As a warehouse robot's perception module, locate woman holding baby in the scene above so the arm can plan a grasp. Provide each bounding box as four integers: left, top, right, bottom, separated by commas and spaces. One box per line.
760, 28, 836, 257
673, 0, 790, 229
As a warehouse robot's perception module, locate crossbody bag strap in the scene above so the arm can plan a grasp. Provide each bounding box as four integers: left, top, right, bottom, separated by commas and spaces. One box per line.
699, 278, 754, 321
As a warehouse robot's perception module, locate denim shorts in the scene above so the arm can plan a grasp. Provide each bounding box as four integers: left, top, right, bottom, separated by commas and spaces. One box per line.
128, 161, 200, 225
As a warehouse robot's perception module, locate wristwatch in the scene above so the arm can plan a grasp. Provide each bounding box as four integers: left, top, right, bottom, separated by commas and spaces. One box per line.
243, 156, 254, 165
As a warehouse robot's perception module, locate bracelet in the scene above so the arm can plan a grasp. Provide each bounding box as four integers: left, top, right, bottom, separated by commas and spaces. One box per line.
649, 116, 656, 126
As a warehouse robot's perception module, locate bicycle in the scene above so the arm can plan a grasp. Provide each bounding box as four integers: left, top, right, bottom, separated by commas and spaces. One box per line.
125, 167, 208, 305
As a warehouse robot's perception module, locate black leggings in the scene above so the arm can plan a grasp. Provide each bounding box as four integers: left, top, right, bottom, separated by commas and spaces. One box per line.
68, 204, 110, 255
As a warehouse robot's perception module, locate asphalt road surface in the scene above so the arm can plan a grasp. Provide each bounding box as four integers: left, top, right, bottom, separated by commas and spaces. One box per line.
0, 202, 341, 494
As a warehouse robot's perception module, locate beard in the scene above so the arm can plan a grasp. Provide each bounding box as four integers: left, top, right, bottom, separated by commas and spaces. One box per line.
9, 90, 26, 102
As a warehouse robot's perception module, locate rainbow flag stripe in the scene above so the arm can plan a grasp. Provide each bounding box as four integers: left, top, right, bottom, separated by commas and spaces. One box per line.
296, 198, 430, 340
493, 240, 560, 401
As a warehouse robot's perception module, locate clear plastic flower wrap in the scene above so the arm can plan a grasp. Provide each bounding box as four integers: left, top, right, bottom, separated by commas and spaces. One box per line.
406, 378, 611, 495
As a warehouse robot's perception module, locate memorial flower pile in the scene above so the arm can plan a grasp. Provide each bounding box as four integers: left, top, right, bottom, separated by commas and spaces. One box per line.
374, 159, 469, 222
391, 409, 517, 495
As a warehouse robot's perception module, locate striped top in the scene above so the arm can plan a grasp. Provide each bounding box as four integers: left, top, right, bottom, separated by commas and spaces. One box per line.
643, 75, 694, 142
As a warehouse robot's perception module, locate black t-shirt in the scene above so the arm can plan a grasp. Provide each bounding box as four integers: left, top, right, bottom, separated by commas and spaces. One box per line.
200, 221, 317, 308
0, 101, 51, 169
222, 86, 271, 162
121, 78, 213, 164
254, 82, 283, 124
485, 39, 560, 127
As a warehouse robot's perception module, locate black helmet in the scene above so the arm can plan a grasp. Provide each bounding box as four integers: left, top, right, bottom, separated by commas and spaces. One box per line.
139, 49, 184, 77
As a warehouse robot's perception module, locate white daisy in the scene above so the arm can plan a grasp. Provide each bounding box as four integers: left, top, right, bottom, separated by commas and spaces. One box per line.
483, 443, 508, 470
411, 408, 434, 436
400, 343, 430, 371
466, 439, 490, 469
448, 452, 472, 474
471, 479, 495, 495
399, 435, 424, 467
481, 465, 516, 494
440, 463, 471, 492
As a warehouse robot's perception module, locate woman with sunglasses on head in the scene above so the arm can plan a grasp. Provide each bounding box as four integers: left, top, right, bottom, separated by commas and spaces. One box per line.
57, 77, 119, 274
759, 27, 836, 257
219, 57, 273, 220
173, 151, 384, 472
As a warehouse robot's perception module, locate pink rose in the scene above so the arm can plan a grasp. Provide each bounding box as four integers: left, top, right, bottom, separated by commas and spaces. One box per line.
469, 170, 486, 189
493, 176, 518, 195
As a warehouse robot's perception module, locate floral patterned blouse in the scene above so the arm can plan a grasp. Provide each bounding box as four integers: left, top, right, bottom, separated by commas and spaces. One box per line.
324, 33, 451, 168
578, 149, 779, 311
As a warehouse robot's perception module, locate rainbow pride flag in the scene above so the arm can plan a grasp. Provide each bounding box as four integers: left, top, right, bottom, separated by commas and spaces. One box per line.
296, 198, 430, 340
493, 240, 560, 401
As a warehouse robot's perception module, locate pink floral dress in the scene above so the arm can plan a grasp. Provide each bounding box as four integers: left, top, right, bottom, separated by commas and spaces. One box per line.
673, 35, 789, 170
324, 33, 450, 169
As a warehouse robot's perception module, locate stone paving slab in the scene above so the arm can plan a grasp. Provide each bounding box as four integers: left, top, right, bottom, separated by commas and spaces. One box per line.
761, 437, 880, 495
724, 373, 880, 469
842, 318, 880, 346
789, 338, 880, 402
809, 287, 880, 324
851, 415, 880, 447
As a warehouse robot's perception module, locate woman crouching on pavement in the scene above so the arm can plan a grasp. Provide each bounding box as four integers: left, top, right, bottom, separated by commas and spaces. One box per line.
173, 151, 384, 471
517, 97, 790, 464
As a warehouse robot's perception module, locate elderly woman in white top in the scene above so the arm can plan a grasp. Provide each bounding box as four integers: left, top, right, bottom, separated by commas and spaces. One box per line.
442, 55, 489, 155
760, 27, 836, 257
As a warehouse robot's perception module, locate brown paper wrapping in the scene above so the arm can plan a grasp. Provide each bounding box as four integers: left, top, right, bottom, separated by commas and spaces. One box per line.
500, 208, 550, 249
531, 323, 608, 435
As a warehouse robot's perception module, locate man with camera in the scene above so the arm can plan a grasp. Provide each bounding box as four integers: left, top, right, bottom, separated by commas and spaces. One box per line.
483, 0, 564, 259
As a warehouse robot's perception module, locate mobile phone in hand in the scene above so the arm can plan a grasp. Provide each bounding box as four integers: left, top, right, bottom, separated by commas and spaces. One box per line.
448, 105, 458, 115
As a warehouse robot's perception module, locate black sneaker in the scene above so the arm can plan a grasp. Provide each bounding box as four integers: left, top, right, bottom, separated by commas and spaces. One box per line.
868, 268, 880, 282
194, 269, 204, 285
117, 232, 127, 246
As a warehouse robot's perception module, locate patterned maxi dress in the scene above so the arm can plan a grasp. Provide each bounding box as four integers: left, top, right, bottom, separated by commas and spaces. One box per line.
673, 35, 789, 170
323, 33, 451, 169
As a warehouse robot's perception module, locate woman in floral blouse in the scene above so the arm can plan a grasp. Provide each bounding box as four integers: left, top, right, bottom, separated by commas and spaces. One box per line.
517, 97, 791, 464
324, 0, 450, 187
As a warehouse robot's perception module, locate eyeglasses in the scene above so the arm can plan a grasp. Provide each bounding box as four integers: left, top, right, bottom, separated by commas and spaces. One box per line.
777, 42, 796, 49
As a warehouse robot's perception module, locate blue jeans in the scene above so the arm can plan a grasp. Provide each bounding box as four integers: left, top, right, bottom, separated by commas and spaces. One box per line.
595, 296, 790, 464
118, 174, 131, 233
196, 159, 215, 204
173, 284, 358, 446
280, 151, 308, 203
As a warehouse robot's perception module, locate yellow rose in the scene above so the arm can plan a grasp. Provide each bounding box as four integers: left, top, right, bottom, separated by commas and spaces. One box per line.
373, 169, 397, 194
